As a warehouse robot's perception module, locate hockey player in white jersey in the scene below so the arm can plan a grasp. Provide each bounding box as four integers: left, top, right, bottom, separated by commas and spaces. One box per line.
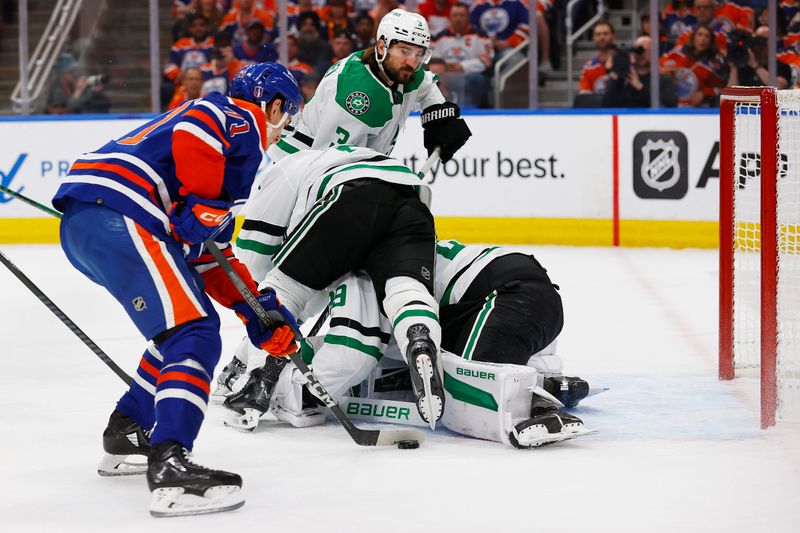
225, 240, 593, 448
268, 9, 471, 165
224, 145, 446, 428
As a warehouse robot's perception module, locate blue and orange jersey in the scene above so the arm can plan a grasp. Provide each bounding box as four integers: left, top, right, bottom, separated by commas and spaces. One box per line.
233, 41, 278, 63
470, 0, 529, 47
782, 0, 799, 27
220, 6, 276, 44
659, 48, 727, 106
713, 1, 755, 34
674, 28, 729, 54
662, 5, 698, 42
578, 56, 610, 94
778, 49, 800, 88
165, 36, 215, 81
53, 92, 267, 243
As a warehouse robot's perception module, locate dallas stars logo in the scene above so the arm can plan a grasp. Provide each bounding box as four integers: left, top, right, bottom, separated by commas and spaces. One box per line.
346, 91, 370, 115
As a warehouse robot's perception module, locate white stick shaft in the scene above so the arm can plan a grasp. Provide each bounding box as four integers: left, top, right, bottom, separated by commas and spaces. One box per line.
418, 147, 441, 178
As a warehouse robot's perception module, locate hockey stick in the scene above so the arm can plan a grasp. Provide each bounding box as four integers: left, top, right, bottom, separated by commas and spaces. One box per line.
0, 249, 133, 385
0, 184, 63, 218
0, 188, 133, 385
204, 239, 426, 447
417, 147, 441, 178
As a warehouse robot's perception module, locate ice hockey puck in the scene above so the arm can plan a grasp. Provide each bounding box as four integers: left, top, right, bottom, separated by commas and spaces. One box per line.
397, 440, 420, 449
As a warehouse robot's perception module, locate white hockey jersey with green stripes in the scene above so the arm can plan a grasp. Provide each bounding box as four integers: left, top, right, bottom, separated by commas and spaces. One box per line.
237, 146, 430, 282
435, 240, 519, 306
268, 51, 445, 160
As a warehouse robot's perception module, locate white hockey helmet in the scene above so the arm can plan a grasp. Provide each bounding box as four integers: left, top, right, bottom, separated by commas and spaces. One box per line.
376, 9, 432, 62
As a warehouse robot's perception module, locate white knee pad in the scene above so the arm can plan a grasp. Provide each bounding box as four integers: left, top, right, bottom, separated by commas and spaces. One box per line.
270, 334, 379, 425
260, 267, 317, 318
440, 351, 538, 447
383, 276, 440, 359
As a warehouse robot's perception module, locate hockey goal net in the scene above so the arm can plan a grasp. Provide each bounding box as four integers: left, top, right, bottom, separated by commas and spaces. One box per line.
720, 87, 800, 428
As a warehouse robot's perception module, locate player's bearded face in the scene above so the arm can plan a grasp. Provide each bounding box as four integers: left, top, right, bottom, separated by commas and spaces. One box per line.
384, 42, 426, 83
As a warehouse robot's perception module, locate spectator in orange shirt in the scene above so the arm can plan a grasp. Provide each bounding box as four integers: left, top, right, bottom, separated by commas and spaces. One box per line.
418, 0, 455, 37
220, 0, 276, 44
578, 20, 616, 96
174, 0, 227, 39
660, 24, 727, 107
164, 13, 215, 83
283, 34, 314, 80
233, 19, 278, 62
715, 0, 755, 34
320, 0, 353, 41
674, 0, 729, 53
200, 33, 246, 95
167, 67, 204, 110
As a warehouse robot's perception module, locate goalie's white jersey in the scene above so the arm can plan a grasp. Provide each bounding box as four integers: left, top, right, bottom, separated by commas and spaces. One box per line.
434, 240, 520, 305
237, 146, 429, 282
268, 51, 445, 160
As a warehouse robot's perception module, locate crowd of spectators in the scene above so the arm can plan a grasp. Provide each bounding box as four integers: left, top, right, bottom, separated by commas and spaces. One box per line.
41, 0, 800, 113
577, 0, 799, 108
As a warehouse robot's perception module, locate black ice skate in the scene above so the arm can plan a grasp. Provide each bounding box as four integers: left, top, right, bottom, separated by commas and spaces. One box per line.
543, 375, 590, 408
509, 395, 595, 448
223, 357, 287, 431
97, 409, 151, 476
147, 440, 244, 517
211, 356, 247, 403
406, 324, 445, 430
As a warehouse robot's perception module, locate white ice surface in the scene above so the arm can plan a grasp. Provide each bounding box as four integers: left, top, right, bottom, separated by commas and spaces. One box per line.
2, 244, 799, 532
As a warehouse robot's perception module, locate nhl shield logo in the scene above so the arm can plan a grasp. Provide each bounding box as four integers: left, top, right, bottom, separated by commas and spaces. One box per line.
633, 131, 688, 199
640, 139, 681, 192
346, 91, 370, 115
132, 296, 147, 312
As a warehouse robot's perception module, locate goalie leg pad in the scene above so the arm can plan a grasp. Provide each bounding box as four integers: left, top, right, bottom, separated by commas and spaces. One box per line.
440, 352, 537, 447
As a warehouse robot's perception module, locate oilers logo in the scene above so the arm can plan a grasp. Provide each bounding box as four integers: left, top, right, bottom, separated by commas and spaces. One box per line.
593, 74, 610, 95
180, 50, 207, 71
479, 8, 510, 37
674, 67, 698, 100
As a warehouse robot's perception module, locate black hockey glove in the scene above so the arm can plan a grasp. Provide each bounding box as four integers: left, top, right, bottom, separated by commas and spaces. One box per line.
420, 102, 472, 163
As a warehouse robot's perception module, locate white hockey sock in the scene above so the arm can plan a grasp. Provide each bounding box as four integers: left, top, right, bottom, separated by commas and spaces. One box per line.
382, 276, 441, 360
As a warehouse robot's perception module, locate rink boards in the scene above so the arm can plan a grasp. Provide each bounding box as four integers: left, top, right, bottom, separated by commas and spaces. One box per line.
0, 109, 721, 247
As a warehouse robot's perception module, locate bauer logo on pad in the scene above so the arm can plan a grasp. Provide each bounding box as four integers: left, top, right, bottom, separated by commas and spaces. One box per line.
633, 131, 688, 199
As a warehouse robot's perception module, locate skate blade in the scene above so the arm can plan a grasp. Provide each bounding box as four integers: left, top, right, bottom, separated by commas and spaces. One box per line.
415, 354, 443, 430
223, 407, 263, 432
271, 405, 327, 428
209, 388, 230, 405
514, 425, 598, 448
97, 453, 147, 476
149, 485, 244, 517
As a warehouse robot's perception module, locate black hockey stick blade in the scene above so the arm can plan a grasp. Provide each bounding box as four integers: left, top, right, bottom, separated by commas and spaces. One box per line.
204, 239, 426, 447
0, 249, 132, 385
0, 184, 63, 218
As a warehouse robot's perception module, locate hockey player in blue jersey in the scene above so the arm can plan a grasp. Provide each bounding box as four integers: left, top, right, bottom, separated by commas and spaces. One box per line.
51, 62, 303, 517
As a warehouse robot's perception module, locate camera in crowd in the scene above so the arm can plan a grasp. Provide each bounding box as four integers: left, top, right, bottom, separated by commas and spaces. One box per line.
86, 73, 109, 89
608, 44, 646, 78
727, 31, 752, 69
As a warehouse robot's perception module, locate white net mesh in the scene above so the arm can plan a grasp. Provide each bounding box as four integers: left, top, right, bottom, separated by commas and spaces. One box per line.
776, 91, 800, 421
732, 101, 762, 370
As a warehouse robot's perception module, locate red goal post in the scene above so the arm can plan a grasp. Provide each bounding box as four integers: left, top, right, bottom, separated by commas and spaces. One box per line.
719, 86, 800, 429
